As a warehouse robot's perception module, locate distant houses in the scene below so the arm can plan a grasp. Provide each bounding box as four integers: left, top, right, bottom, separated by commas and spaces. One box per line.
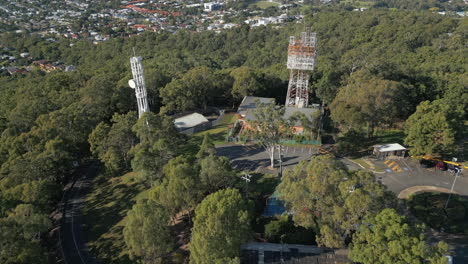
32, 60, 65, 72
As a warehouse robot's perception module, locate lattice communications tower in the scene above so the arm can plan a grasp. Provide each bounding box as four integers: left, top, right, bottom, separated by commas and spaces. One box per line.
285, 29, 317, 108
129, 56, 150, 118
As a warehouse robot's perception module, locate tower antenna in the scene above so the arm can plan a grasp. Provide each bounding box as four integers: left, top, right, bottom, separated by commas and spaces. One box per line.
129, 52, 150, 118
285, 28, 317, 108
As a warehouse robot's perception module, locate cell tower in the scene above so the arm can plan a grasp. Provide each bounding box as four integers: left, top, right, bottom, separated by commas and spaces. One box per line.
129, 55, 150, 118
285, 28, 317, 108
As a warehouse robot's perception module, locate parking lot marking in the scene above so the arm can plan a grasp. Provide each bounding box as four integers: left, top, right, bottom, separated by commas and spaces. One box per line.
385, 160, 404, 173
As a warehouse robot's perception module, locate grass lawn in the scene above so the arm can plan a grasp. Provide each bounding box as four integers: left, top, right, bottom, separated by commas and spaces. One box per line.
373, 129, 405, 145
249, 1, 280, 9
408, 192, 468, 234
350, 158, 371, 169
193, 113, 239, 144
82, 171, 147, 264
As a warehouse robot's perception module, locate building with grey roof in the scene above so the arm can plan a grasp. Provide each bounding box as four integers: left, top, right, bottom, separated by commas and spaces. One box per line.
174, 112, 210, 134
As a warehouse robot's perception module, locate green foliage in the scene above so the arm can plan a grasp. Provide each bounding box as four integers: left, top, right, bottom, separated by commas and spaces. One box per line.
130, 112, 183, 184
289, 110, 322, 140
198, 154, 236, 193
404, 100, 462, 155
277, 155, 393, 247
230, 66, 263, 101
247, 101, 288, 168
0, 204, 51, 264
123, 198, 174, 263
196, 133, 215, 159
264, 215, 316, 244
349, 208, 448, 264
330, 71, 409, 138
149, 156, 202, 217
160, 66, 215, 112
190, 189, 252, 264
0, 8, 465, 261
89, 111, 138, 172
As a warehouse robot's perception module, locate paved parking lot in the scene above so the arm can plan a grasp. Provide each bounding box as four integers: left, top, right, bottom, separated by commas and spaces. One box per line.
216, 143, 468, 198
371, 158, 468, 197
216, 143, 318, 172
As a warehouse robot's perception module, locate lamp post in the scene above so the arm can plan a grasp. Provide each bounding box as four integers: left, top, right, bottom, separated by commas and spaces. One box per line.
276, 145, 284, 178
445, 168, 462, 210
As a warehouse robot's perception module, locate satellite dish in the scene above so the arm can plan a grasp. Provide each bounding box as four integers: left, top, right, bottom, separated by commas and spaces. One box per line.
128, 79, 136, 89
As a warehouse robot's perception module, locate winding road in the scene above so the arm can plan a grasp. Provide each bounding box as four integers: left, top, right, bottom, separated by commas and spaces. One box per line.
60, 164, 99, 264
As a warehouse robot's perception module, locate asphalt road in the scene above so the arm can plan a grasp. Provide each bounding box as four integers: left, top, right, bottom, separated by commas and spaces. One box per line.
60, 165, 99, 264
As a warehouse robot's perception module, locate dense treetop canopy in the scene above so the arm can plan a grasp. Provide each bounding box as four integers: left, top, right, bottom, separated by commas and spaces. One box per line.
0, 8, 466, 262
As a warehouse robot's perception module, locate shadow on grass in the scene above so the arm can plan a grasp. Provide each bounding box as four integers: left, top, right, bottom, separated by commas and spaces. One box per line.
337, 129, 405, 158
83, 172, 146, 264
408, 192, 468, 234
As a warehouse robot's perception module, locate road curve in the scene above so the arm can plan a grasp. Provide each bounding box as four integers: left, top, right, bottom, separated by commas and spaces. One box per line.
397, 185, 458, 199
60, 164, 99, 264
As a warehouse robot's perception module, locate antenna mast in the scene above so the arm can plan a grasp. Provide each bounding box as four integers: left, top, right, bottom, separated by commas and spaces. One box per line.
129, 54, 150, 118
285, 28, 317, 108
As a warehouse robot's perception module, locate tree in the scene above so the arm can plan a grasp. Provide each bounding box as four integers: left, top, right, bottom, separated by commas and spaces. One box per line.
190, 189, 252, 264
330, 72, 408, 138
123, 198, 174, 264
88, 111, 138, 172
230, 66, 262, 101
0, 204, 51, 264
196, 134, 215, 159
277, 155, 391, 248
349, 208, 448, 264
160, 66, 215, 112
198, 154, 236, 193
289, 110, 322, 140
149, 156, 202, 218
247, 102, 289, 168
404, 100, 460, 156
130, 112, 183, 184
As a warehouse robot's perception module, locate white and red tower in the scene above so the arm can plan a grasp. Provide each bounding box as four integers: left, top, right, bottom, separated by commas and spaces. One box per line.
285, 29, 317, 108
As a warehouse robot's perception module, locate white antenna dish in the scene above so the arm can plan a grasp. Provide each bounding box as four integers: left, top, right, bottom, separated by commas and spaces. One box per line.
128, 79, 136, 89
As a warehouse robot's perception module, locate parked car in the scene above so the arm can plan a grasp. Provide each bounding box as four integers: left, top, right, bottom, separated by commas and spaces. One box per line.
419, 159, 434, 168
436, 161, 446, 170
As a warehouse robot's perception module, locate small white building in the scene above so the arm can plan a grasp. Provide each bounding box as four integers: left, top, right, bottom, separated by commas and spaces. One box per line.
373, 143, 407, 160
174, 113, 211, 134
204, 2, 222, 12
